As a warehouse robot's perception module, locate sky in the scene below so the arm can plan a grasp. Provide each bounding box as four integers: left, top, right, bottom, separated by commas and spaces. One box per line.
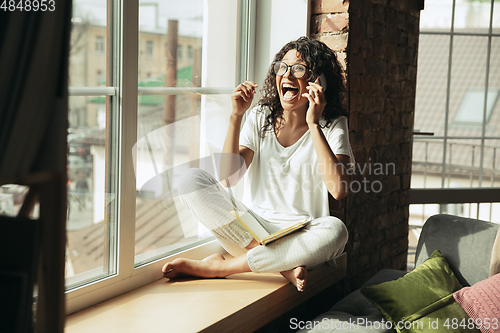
420, 0, 500, 30
73, 0, 204, 36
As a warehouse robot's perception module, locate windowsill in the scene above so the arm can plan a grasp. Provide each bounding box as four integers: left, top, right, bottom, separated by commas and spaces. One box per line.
65, 253, 346, 333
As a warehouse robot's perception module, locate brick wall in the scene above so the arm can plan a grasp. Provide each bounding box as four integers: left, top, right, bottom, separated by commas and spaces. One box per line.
310, 0, 421, 290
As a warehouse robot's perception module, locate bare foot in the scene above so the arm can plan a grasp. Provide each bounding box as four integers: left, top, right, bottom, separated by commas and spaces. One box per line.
281, 267, 307, 292
162, 253, 226, 280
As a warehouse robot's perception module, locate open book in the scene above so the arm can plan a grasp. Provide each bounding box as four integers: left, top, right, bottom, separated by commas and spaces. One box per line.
230, 210, 309, 245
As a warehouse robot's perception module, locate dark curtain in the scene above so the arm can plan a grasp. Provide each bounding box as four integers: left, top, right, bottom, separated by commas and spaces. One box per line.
0, 6, 70, 177
0, 3, 72, 333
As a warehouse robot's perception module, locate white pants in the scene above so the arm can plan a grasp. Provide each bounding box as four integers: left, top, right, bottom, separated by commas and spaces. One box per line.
175, 168, 348, 273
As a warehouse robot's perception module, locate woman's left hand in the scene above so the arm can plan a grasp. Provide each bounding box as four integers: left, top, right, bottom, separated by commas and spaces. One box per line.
302, 78, 327, 126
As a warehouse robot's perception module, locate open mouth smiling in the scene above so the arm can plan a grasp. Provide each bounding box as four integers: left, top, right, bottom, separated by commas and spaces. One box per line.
281, 83, 300, 101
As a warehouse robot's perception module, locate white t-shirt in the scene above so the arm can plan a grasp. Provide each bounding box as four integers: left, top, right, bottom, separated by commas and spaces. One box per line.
239, 106, 354, 225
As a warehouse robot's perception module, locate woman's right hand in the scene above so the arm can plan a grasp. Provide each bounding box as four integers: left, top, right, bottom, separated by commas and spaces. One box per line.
231, 81, 258, 116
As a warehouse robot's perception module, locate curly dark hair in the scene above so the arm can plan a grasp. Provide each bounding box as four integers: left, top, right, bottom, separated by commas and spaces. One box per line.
257, 36, 347, 136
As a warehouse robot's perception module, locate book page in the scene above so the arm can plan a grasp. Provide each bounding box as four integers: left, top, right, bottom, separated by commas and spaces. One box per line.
231, 211, 269, 242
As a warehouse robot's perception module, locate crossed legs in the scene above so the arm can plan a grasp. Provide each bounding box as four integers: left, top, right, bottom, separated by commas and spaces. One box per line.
162, 239, 307, 291
162, 168, 346, 291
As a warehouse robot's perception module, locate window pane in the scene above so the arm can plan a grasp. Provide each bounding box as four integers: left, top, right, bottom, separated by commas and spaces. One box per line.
414, 34, 450, 136
409, 202, 500, 268
444, 139, 483, 187
489, 37, 500, 129
420, 0, 454, 31
448, 36, 488, 133
483, 141, 500, 187
66, 0, 117, 288
70, 1, 108, 87
135, 0, 239, 265
411, 139, 445, 189
454, 0, 492, 33
493, 0, 500, 29
410, 204, 440, 227
66, 96, 117, 287
411, 203, 500, 225
412, 138, 500, 189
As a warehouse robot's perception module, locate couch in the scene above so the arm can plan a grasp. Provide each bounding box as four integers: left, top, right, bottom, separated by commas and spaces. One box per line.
298, 214, 500, 333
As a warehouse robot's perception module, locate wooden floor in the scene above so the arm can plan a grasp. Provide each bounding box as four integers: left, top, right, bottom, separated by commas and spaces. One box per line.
65, 254, 346, 333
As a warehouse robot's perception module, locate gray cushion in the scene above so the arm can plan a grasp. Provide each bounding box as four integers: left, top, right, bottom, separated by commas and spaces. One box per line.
415, 214, 499, 286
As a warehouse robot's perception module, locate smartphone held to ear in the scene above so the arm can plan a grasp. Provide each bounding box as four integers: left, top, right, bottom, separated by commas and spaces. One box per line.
317, 73, 327, 91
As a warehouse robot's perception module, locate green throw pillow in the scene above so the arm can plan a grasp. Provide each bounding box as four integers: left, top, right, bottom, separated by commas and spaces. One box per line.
361, 250, 480, 333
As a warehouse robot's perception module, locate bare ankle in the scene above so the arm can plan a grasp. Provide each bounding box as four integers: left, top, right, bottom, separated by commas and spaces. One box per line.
280, 267, 307, 292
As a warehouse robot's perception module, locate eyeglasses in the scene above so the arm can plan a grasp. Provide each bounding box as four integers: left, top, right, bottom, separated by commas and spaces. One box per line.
272, 61, 309, 79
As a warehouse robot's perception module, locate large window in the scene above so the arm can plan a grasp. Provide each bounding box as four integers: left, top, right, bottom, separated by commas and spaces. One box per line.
65, 0, 309, 314
410, 0, 500, 265
65, 0, 252, 314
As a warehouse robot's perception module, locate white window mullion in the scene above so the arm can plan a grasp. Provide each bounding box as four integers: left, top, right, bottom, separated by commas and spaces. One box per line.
118, 0, 139, 279
237, 0, 256, 83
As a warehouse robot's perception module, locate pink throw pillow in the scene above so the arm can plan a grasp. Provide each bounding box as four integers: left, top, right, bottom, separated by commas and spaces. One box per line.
453, 273, 500, 333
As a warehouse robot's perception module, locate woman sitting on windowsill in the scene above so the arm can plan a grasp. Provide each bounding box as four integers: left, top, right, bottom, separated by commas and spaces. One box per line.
162, 36, 354, 292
